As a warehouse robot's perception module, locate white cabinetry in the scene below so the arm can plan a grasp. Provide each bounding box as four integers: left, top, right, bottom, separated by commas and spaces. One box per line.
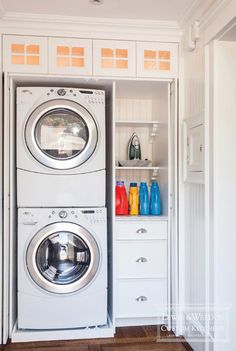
48, 37, 92, 75
116, 218, 168, 322
137, 42, 178, 78
2, 35, 178, 80
114, 80, 176, 326
93, 40, 136, 77
3, 35, 48, 73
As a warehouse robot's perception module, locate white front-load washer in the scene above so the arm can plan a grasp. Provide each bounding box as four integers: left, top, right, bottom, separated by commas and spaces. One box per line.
17, 87, 106, 207
18, 207, 107, 330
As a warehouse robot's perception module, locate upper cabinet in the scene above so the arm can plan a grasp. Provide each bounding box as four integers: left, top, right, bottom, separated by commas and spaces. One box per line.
3, 35, 178, 79
93, 40, 136, 77
3, 35, 48, 73
48, 37, 92, 75
137, 42, 178, 78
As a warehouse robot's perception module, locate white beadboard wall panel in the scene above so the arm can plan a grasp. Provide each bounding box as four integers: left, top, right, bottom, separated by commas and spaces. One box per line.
183, 40, 206, 350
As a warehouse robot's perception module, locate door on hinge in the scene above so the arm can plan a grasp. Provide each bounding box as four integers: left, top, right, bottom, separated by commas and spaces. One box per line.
168, 79, 179, 332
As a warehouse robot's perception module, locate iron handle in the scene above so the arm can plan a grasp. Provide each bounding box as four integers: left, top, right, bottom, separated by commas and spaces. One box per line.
136, 257, 148, 263
136, 296, 148, 302
136, 228, 147, 234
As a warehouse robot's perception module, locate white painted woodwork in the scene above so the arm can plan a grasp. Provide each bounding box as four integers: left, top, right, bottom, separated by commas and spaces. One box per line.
48, 37, 92, 75
117, 279, 167, 318
93, 40, 136, 77
3, 35, 48, 73
116, 219, 167, 240
117, 240, 167, 279
212, 40, 236, 351
137, 42, 178, 78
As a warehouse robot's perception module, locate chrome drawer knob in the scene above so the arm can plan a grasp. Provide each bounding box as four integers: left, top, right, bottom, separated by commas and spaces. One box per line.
136, 296, 148, 302
136, 257, 148, 263
136, 228, 147, 234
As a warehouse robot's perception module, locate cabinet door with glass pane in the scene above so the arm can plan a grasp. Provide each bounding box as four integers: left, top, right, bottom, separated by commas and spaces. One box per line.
48, 37, 92, 75
93, 40, 136, 77
3, 35, 48, 73
137, 42, 178, 78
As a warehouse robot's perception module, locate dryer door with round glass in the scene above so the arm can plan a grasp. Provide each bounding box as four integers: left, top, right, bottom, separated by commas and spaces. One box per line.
25, 99, 98, 170
26, 222, 100, 294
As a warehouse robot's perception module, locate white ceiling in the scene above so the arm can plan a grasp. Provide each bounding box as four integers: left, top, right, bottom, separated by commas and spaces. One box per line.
0, 0, 195, 22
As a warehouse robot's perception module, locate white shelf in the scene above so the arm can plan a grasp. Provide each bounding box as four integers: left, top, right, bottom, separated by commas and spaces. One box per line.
116, 215, 168, 221
115, 166, 167, 170
116, 120, 166, 127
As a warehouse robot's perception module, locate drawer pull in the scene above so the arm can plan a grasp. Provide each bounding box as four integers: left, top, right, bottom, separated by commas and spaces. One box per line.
136, 257, 148, 263
136, 228, 147, 234
136, 296, 148, 302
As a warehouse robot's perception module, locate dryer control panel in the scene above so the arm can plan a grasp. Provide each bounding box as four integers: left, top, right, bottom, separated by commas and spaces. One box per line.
43, 87, 105, 105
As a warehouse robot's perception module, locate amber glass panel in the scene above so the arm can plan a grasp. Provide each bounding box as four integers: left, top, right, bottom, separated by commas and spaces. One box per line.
12, 55, 25, 65
72, 57, 84, 67
116, 59, 128, 69
11, 44, 25, 54
101, 48, 114, 57
144, 61, 157, 70
116, 49, 128, 58
144, 50, 156, 59
101, 59, 114, 68
158, 50, 170, 60
26, 45, 39, 55
159, 61, 170, 71
57, 56, 70, 67
57, 46, 70, 56
72, 47, 84, 57
26, 56, 40, 65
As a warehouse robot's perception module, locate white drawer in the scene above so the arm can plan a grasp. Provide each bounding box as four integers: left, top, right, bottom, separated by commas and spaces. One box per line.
117, 279, 167, 318
116, 220, 167, 240
117, 240, 167, 278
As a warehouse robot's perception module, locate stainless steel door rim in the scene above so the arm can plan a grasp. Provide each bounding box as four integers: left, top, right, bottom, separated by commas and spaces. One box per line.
26, 222, 100, 294
25, 99, 98, 170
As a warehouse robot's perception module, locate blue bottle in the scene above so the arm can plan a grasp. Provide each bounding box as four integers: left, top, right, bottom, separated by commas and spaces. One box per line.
139, 182, 150, 215
150, 181, 161, 215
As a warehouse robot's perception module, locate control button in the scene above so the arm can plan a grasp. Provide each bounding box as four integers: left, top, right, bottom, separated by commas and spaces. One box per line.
59, 210, 68, 219
50, 89, 54, 92
57, 89, 66, 96
52, 211, 55, 215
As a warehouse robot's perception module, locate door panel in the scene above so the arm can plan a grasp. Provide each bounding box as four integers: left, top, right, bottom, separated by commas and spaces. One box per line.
25, 99, 98, 170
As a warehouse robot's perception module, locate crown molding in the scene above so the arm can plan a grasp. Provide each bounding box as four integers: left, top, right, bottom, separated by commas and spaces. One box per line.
179, 0, 233, 32
0, 12, 182, 42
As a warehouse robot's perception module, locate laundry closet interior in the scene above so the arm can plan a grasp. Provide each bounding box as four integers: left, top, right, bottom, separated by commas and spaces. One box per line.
0, 23, 179, 343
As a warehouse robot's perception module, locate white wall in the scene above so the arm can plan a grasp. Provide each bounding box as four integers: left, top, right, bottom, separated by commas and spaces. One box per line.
181, 1, 236, 351
212, 40, 236, 351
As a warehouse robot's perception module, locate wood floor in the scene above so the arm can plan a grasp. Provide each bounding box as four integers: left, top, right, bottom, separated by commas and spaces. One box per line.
1, 326, 192, 351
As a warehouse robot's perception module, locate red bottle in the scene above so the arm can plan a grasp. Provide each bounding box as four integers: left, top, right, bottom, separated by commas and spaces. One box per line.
116, 181, 128, 215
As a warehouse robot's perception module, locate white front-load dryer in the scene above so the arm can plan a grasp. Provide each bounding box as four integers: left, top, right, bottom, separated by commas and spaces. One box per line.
18, 207, 107, 330
17, 87, 106, 207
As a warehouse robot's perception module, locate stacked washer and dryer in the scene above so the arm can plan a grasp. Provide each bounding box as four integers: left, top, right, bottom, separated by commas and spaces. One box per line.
16, 87, 107, 330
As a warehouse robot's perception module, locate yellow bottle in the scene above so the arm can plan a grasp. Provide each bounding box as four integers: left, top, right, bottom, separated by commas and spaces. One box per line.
129, 182, 139, 215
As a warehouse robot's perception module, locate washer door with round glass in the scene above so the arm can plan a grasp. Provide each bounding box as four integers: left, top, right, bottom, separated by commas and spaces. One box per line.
26, 222, 100, 294
25, 99, 98, 170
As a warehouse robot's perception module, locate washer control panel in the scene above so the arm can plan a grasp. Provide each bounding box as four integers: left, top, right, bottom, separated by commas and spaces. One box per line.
19, 208, 106, 226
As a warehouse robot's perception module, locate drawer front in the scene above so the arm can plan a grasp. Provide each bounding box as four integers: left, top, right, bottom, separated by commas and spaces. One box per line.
117, 240, 167, 278
117, 279, 167, 318
116, 220, 167, 240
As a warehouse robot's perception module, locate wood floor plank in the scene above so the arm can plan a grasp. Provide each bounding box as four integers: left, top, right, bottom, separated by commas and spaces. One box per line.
2, 326, 191, 351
